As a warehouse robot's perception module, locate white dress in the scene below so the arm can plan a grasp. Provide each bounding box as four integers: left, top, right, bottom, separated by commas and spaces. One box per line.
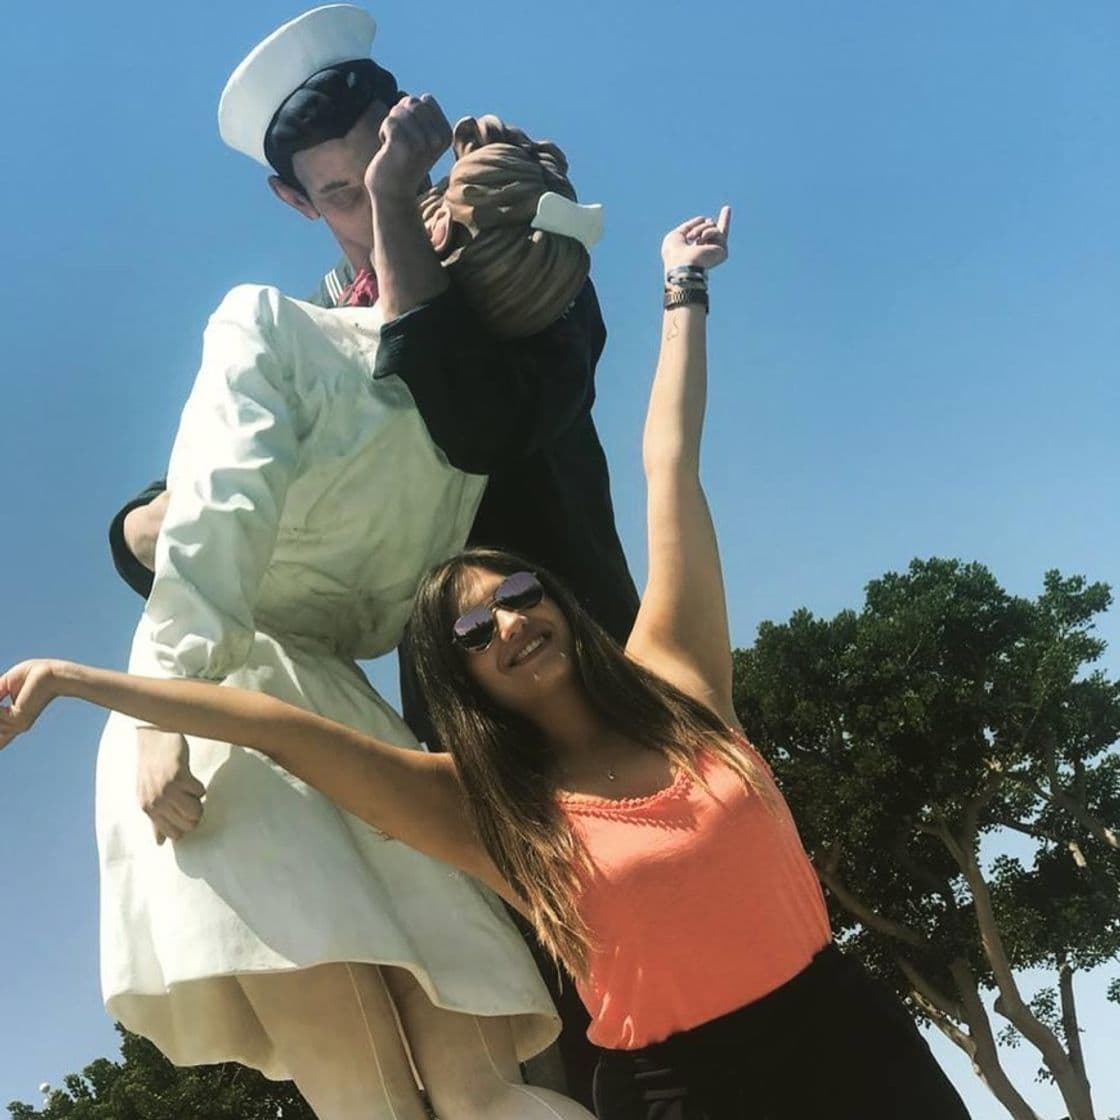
94, 284, 557, 1077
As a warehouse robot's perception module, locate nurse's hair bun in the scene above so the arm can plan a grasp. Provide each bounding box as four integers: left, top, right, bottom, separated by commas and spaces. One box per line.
419, 115, 591, 338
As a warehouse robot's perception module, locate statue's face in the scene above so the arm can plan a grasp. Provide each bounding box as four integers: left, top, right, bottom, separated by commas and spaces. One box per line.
288, 102, 390, 264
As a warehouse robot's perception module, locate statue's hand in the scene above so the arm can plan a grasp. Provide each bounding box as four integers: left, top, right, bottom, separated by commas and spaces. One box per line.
136, 729, 205, 845
365, 93, 452, 203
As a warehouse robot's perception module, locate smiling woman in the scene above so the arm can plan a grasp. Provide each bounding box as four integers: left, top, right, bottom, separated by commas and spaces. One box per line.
1, 207, 972, 1119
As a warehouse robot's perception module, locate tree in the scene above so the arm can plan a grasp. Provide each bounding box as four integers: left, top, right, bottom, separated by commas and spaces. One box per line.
733, 559, 1120, 1120
7, 1025, 316, 1120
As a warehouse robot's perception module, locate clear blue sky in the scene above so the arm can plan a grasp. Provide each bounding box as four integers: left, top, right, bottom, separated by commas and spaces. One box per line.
1, 1, 1117, 1115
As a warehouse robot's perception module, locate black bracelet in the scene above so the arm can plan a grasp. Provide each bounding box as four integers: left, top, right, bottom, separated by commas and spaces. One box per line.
664, 286, 709, 313
666, 265, 707, 287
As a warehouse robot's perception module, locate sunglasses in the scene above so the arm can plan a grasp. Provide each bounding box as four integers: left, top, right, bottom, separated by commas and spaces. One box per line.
452, 571, 544, 653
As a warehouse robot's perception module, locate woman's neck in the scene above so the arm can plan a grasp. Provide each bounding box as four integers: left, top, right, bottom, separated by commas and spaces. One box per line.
531, 682, 634, 778
530, 675, 596, 743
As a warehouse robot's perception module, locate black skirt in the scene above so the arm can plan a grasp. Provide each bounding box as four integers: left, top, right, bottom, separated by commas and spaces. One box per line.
592, 944, 971, 1120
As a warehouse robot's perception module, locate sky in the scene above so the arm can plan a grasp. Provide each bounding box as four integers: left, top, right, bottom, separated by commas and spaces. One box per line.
0, 0, 1117, 1115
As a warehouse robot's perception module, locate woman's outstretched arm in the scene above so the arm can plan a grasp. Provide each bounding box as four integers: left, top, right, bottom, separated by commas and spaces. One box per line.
626, 209, 740, 727
0, 659, 517, 905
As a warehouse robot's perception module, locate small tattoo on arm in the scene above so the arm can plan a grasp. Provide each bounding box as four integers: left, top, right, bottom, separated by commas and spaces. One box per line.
665, 319, 681, 341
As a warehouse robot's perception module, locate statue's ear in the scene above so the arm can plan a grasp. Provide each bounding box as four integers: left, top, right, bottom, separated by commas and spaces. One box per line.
427, 204, 456, 257
268, 175, 320, 220
452, 115, 484, 157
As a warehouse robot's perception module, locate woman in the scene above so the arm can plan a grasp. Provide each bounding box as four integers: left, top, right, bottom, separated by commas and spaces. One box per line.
1, 209, 971, 1119
72, 116, 601, 1120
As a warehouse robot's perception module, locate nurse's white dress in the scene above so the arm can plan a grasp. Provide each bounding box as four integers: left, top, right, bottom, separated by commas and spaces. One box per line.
94, 284, 557, 1077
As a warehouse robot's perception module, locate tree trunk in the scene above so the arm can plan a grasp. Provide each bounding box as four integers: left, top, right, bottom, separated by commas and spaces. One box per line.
946, 958, 1043, 1120
943, 826, 1098, 1120
899, 952, 1042, 1120
1059, 963, 1092, 1099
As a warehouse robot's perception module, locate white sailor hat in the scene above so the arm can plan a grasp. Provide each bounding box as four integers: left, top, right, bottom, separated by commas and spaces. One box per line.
218, 5, 377, 167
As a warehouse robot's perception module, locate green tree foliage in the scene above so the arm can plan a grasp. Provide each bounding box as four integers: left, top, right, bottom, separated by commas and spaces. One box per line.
7, 1025, 315, 1120
733, 559, 1120, 1120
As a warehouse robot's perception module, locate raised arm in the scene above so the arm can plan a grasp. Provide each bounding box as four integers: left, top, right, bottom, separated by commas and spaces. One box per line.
364, 94, 453, 321
0, 659, 512, 905
626, 208, 738, 726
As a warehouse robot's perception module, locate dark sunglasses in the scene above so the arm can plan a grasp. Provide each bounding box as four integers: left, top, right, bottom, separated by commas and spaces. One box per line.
452, 571, 544, 653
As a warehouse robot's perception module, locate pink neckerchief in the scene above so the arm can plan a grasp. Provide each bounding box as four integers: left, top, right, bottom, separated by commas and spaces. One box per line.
341, 268, 379, 307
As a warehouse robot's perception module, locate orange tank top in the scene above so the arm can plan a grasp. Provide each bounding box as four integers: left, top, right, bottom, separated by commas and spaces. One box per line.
557, 743, 831, 1050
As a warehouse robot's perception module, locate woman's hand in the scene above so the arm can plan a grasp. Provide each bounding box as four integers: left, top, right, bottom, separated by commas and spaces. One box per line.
661, 206, 732, 272
1, 660, 205, 843
0, 659, 65, 747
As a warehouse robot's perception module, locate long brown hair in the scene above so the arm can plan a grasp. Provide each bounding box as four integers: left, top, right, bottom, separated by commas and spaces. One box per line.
405, 548, 774, 977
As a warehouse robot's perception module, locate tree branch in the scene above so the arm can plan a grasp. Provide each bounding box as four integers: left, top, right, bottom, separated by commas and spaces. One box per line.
1059, 962, 1090, 1088
813, 850, 928, 949
894, 954, 964, 1022
946, 957, 1044, 1120
1051, 792, 1119, 851
969, 766, 1010, 820
991, 817, 1091, 869
1042, 744, 1118, 851
913, 990, 973, 1055
945, 821, 1098, 1120
993, 816, 1064, 845
894, 840, 959, 905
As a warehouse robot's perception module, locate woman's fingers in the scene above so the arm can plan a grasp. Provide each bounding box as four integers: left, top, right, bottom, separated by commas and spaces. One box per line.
675, 215, 709, 239
672, 207, 732, 239
684, 219, 729, 246
0, 707, 20, 748
663, 207, 732, 270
